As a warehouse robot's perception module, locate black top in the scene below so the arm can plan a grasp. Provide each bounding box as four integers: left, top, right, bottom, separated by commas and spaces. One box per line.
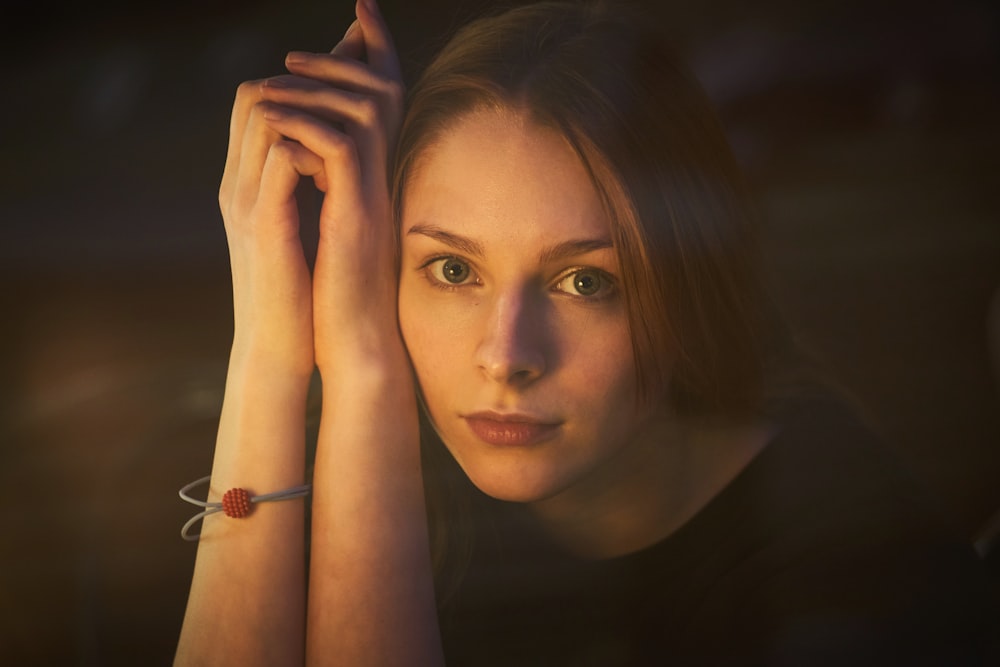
437, 397, 1000, 665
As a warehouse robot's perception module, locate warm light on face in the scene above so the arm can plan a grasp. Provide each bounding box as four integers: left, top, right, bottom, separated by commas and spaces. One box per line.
397, 107, 656, 505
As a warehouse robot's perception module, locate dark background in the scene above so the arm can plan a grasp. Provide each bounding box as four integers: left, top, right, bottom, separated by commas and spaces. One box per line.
1, 0, 998, 664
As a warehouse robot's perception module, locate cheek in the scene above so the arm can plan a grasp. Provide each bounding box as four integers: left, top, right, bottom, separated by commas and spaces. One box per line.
398, 286, 470, 399
556, 309, 634, 386
398, 285, 435, 377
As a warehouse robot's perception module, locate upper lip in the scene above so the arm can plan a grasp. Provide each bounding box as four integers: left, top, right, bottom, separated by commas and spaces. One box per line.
463, 410, 561, 425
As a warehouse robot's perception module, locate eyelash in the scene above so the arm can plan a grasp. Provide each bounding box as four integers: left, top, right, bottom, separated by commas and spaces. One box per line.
418, 256, 617, 301
552, 267, 617, 301
419, 256, 481, 292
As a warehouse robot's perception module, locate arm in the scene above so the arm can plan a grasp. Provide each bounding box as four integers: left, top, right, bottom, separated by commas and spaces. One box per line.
174, 61, 317, 667
253, 1, 445, 664
309, 348, 441, 666
174, 358, 310, 666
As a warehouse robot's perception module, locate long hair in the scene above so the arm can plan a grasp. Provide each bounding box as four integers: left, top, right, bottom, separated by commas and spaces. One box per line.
392, 0, 796, 600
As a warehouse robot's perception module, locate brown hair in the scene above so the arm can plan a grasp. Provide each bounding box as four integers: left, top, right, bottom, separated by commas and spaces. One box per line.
393, 0, 794, 598
394, 0, 781, 417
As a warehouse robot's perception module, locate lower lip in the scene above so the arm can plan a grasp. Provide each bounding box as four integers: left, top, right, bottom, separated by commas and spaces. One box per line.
464, 418, 560, 446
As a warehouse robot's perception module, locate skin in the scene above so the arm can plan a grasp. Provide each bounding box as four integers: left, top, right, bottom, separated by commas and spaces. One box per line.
399, 108, 646, 503
176, 1, 443, 665
177, 2, 770, 663
398, 108, 772, 559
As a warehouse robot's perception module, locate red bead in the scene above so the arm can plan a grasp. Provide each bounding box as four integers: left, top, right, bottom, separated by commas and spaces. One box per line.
222, 488, 253, 518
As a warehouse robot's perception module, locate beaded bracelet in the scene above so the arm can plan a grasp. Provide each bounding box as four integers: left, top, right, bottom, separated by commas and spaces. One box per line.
179, 475, 312, 541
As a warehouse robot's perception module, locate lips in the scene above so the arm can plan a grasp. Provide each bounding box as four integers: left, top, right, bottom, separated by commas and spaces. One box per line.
463, 411, 562, 446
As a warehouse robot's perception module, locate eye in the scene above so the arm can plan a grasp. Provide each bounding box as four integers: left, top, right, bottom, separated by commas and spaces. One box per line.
425, 256, 476, 286
553, 268, 614, 299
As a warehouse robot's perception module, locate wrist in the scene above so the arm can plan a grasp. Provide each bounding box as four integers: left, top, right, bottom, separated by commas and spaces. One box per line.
316, 340, 414, 400
314, 321, 411, 377
230, 334, 316, 383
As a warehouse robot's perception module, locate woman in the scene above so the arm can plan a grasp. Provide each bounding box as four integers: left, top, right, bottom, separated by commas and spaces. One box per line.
175, 1, 998, 664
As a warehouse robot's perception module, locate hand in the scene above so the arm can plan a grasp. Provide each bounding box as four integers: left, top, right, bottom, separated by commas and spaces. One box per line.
218, 44, 323, 378
257, 0, 406, 375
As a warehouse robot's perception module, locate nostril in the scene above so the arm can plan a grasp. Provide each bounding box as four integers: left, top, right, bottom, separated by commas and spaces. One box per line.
474, 290, 548, 384
477, 355, 545, 386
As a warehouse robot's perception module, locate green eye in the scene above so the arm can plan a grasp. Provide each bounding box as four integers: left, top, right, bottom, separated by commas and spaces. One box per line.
555, 269, 612, 298
573, 271, 601, 296
440, 258, 470, 283
424, 257, 475, 287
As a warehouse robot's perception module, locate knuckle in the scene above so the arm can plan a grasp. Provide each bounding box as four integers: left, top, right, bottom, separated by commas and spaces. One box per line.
236, 79, 263, 97
265, 73, 293, 87
246, 100, 278, 130
248, 100, 268, 120
354, 96, 380, 127
327, 132, 357, 163
382, 79, 405, 107
235, 79, 263, 103
268, 139, 296, 162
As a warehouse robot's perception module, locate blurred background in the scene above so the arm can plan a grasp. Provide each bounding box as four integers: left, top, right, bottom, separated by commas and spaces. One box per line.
1, 0, 998, 663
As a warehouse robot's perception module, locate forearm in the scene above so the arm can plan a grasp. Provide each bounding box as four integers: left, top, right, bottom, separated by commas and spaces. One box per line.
175, 346, 311, 666
307, 352, 444, 666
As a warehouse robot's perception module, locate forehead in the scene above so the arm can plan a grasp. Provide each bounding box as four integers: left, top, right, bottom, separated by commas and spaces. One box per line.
400, 107, 609, 246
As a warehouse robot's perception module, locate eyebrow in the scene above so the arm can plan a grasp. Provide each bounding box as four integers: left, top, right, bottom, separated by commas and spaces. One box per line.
538, 238, 614, 265
406, 223, 613, 264
407, 223, 485, 258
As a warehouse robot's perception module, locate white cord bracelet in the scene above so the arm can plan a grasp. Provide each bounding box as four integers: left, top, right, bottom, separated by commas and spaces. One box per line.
178, 475, 312, 541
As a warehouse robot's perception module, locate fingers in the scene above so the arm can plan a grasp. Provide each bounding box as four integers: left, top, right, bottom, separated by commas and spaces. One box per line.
326, 0, 401, 82
231, 98, 283, 212
331, 19, 365, 60
261, 75, 378, 126
284, 51, 402, 102
355, 0, 402, 83
256, 139, 327, 235
224, 0, 401, 192
280, 0, 404, 182
282, 55, 404, 157
221, 79, 331, 239
262, 76, 387, 158
221, 71, 385, 233
220, 79, 266, 205
260, 73, 396, 189
260, 104, 364, 220
221, 2, 401, 254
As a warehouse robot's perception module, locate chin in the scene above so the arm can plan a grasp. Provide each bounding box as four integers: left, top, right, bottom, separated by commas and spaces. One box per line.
458, 460, 572, 505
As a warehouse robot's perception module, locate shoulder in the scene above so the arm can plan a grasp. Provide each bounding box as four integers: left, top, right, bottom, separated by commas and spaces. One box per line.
672, 394, 1000, 664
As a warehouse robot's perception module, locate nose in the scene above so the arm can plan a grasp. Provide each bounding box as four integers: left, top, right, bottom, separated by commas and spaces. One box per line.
474, 287, 547, 386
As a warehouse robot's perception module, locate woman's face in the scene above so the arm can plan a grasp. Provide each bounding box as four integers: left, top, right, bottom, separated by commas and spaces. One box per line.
398, 107, 653, 504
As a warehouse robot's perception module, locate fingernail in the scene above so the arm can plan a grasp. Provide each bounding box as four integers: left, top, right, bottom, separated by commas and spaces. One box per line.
343, 20, 359, 38
285, 51, 310, 65
263, 77, 287, 89
261, 104, 285, 121
363, 0, 379, 15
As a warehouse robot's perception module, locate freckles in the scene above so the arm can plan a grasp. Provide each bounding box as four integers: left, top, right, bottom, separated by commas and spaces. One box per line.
577, 323, 634, 391
555, 308, 616, 363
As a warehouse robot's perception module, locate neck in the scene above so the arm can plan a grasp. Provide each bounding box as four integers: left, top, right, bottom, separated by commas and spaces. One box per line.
527, 415, 774, 560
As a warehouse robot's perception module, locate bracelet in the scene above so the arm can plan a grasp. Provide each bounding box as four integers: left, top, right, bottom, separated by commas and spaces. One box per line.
178, 475, 312, 541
